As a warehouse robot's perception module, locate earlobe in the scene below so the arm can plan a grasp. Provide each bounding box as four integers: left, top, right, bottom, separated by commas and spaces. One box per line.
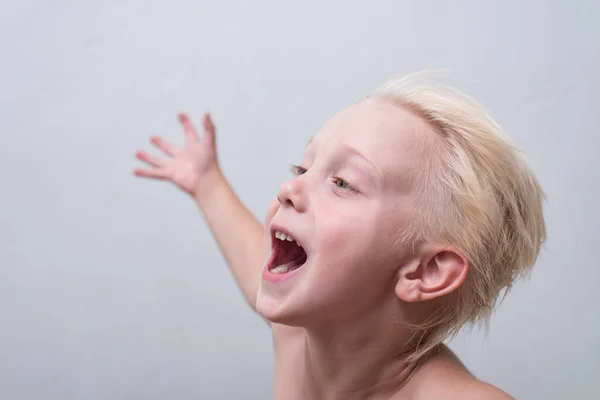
395, 246, 469, 303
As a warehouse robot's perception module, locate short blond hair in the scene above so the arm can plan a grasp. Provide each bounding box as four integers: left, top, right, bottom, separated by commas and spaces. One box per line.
364, 72, 546, 361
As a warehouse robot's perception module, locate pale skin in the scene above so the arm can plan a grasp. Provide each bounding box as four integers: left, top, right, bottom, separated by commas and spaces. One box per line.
134, 105, 514, 399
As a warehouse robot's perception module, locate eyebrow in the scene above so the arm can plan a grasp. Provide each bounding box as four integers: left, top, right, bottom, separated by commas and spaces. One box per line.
338, 144, 384, 186
304, 137, 384, 186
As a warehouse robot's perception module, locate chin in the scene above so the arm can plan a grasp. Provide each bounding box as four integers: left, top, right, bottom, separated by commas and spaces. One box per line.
256, 290, 310, 326
255, 292, 279, 321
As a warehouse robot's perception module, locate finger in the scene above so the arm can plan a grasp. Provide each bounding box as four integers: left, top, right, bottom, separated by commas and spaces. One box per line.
150, 136, 179, 157
133, 168, 169, 180
178, 112, 199, 144
202, 112, 216, 147
135, 150, 165, 168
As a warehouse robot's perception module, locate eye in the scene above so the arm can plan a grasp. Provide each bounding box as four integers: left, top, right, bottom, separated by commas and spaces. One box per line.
332, 177, 356, 192
290, 165, 307, 176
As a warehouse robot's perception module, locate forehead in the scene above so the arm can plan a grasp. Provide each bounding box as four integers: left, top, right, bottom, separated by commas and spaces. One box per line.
310, 101, 439, 187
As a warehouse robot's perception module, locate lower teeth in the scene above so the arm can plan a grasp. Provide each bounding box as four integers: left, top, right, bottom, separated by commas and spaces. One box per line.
270, 265, 289, 274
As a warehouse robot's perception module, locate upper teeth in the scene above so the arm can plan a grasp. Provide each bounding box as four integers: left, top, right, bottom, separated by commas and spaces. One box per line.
275, 230, 295, 242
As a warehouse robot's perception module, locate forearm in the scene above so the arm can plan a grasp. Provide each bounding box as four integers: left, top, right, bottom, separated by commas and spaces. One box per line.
195, 172, 264, 311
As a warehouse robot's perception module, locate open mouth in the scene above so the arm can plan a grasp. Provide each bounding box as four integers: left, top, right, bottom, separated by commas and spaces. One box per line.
267, 229, 308, 274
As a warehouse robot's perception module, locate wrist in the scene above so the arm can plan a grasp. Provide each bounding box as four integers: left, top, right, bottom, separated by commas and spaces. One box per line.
193, 169, 228, 212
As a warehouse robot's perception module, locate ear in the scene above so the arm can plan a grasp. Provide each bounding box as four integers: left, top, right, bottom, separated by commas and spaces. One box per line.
395, 245, 469, 303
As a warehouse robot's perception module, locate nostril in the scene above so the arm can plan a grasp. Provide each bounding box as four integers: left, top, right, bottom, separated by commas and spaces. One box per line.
277, 192, 288, 207
277, 191, 295, 208
277, 180, 307, 211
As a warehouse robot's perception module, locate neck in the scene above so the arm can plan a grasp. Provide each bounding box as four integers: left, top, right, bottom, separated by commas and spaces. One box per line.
299, 303, 425, 400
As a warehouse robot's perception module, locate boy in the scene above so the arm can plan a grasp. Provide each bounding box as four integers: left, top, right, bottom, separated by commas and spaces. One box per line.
134, 73, 545, 399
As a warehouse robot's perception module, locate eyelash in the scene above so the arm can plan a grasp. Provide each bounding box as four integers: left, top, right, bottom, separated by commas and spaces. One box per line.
289, 165, 357, 193
290, 165, 307, 176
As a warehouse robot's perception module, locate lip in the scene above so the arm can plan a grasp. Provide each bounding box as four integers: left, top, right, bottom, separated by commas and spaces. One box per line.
262, 223, 308, 284
262, 260, 306, 284
269, 223, 305, 250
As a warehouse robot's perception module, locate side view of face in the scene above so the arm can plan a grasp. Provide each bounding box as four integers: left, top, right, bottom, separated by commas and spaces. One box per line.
256, 101, 468, 328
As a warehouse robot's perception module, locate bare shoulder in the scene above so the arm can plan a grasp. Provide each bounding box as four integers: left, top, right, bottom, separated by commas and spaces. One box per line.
405, 346, 514, 400
408, 370, 514, 400
451, 379, 514, 400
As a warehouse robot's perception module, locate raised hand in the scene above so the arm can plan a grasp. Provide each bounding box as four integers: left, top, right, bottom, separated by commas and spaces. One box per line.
134, 111, 266, 313
134, 113, 221, 196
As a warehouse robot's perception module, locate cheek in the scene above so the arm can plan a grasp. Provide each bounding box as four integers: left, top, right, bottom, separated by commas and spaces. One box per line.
261, 198, 280, 259
265, 197, 280, 225
313, 204, 402, 283
308, 227, 395, 316
314, 212, 385, 280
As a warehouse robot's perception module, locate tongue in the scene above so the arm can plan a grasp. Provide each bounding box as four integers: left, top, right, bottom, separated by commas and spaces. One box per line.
276, 241, 307, 269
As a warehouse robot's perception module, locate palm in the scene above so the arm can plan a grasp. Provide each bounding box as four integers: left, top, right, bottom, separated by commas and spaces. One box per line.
134, 113, 219, 195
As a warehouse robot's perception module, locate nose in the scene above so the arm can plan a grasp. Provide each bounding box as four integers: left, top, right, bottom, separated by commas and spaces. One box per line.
277, 176, 308, 212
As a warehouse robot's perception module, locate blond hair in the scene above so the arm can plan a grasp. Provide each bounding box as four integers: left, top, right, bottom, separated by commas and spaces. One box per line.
364, 72, 546, 361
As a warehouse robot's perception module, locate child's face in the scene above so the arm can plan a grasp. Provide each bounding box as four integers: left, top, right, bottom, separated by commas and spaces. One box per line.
257, 101, 435, 325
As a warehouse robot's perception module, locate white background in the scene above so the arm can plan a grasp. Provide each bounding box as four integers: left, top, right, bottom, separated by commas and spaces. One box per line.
1, 0, 598, 398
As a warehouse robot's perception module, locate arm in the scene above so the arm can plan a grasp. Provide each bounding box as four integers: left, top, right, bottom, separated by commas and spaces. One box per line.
134, 112, 266, 312
195, 171, 265, 310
